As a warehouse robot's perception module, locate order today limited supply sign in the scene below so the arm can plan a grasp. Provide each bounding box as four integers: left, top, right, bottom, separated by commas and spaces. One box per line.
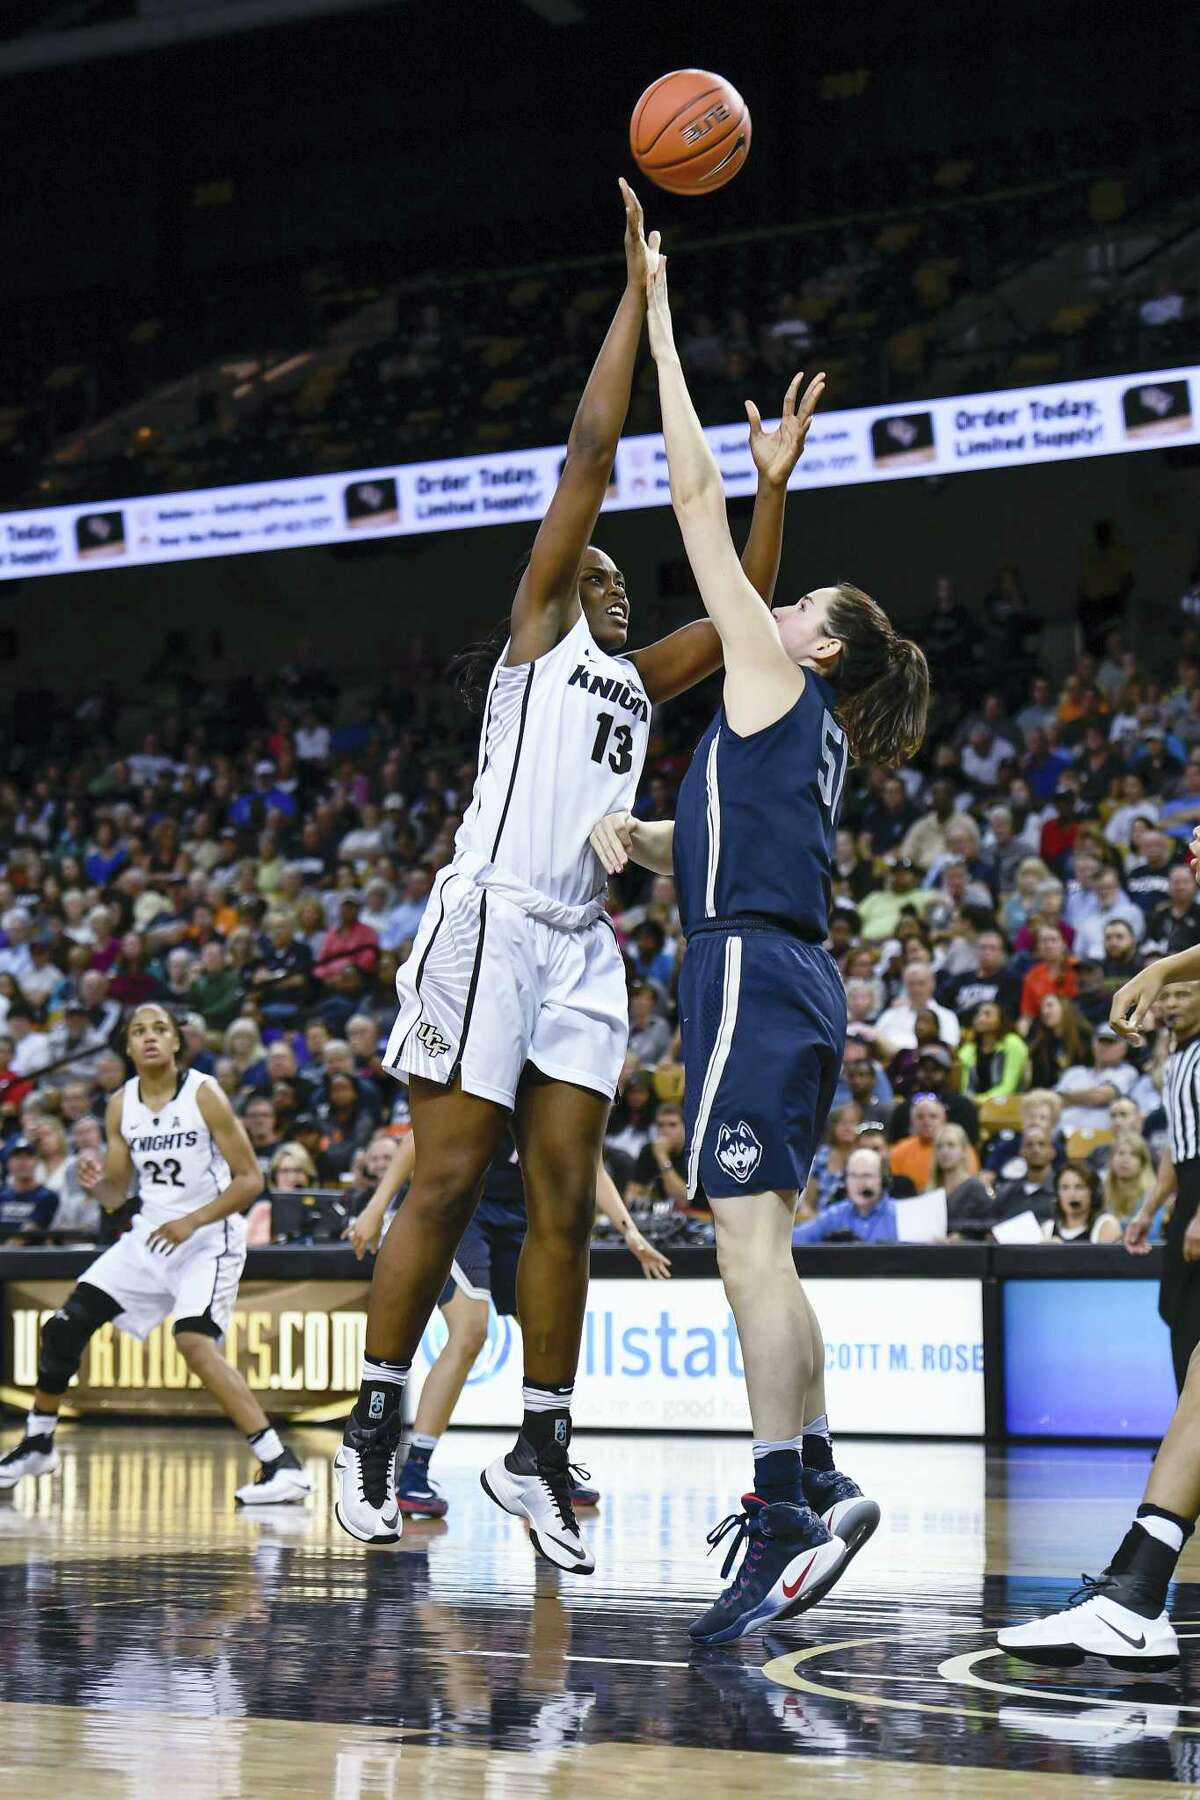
409, 1276, 985, 1437
0, 362, 1193, 582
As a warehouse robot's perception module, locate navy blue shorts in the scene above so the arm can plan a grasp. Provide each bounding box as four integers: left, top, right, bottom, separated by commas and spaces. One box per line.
680, 922, 846, 1201
438, 1196, 526, 1317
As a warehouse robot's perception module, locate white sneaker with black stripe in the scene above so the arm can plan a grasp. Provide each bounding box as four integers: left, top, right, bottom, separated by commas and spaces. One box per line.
235, 1447, 313, 1506
333, 1415, 403, 1545
0, 1434, 59, 1491
481, 1435, 594, 1574
999, 1578, 1179, 1671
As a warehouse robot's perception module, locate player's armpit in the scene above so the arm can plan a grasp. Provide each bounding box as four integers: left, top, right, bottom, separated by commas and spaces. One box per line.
631, 618, 723, 704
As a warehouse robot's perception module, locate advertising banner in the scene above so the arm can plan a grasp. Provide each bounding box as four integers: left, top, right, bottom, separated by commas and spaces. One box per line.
410, 1276, 985, 1437
0, 363, 1193, 582
1004, 1279, 1176, 1438
2, 1274, 984, 1433
2, 1278, 371, 1420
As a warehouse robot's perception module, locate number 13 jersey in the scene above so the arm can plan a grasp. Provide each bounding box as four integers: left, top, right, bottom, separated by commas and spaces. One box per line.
120, 1068, 232, 1227
454, 611, 650, 908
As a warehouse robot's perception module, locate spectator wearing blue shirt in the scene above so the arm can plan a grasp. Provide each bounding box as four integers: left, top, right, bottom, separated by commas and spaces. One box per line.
83, 819, 129, 887
627, 920, 677, 995
0, 1141, 58, 1243
794, 1148, 898, 1244
833, 1038, 894, 1115
1159, 755, 1200, 843
1024, 728, 1072, 803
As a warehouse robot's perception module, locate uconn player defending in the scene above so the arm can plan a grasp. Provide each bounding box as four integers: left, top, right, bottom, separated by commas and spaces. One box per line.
591, 246, 929, 1643
334, 181, 811, 1565
0, 1004, 310, 1505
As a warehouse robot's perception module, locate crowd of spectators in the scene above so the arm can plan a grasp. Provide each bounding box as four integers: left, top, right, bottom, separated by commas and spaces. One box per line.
0, 559, 1198, 1256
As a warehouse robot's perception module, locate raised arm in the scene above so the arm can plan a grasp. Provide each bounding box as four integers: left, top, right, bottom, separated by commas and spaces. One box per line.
632, 377, 816, 704
508, 180, 653, 666
644, 253, 823, 733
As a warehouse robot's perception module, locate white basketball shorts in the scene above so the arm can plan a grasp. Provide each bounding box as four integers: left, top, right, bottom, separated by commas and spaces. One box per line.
82, 1215, 247, 1341
383, 862, 629, 1110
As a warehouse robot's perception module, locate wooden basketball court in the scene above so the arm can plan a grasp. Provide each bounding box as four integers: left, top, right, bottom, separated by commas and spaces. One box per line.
0, 1423, 1194, 1797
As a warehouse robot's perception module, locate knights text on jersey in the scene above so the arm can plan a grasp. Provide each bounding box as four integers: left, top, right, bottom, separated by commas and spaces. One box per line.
454, 610, 650, 907
120, 1068, 232, 1226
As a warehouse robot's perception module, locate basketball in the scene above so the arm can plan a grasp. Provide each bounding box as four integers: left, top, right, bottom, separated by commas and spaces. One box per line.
629, 69, 751, 195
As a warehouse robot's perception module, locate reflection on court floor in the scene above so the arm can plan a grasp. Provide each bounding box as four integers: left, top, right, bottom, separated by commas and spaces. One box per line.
0, 1425, 1197, 1796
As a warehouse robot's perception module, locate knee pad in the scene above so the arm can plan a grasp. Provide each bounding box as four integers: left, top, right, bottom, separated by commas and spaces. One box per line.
37, 1283, 118, 1394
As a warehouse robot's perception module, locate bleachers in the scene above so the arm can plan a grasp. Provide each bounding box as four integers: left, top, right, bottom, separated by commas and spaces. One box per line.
2, 133, 1198, 511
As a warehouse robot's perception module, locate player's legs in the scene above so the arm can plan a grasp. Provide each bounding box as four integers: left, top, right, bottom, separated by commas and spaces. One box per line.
336, 1074, 507, 1545
511, 1072, 606, 1386
362, 1076, 507, 1368
411, 1290, 491, 1440
0, 1282, 120, 1489
169, 1238, 311, 1505
711, 1186, 813, 1442
478, 1072, 607, 1574
685, 936, 879, 1643
397, 1287, 489, 1518
175, 1330, 269, 1433
999, 1340, 1200, 1670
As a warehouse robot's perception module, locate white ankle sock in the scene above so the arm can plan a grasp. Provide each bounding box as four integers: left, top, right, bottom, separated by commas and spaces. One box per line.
27, 1411, 57, 1439
802, 1413, 831, 1442
248, 1426, 284, 1464
522, 1381, 574, 1412
409, 1432, 438, 1455
1138, 1512, 1186, 1553
752, 1434, 804, 1459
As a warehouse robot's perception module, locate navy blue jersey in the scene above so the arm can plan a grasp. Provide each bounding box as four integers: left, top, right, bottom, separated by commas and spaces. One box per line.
673, 671, 848, 938
484, 1134, 525, 1213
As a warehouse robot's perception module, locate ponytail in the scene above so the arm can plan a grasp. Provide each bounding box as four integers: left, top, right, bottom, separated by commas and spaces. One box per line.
447, 615, 511, 714
824, 581, 930, 765
446, 548, 533, 714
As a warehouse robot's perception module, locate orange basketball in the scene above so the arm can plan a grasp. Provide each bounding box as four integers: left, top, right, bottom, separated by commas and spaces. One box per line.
629, 69, 751, 195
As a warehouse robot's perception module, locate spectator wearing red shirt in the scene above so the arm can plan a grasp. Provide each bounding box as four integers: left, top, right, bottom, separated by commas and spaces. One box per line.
0, 1036, 34, 1119
1019, 923, 1079, 1020
314, 896, 380, 985
106, 933, 164, 1008
1039, 779, 1085, 872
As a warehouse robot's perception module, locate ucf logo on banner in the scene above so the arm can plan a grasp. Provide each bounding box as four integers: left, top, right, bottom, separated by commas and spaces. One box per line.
2, 1280, 373, 1421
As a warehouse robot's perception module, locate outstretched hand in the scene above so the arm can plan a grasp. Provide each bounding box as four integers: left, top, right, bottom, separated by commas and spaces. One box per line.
644, 240, 673, 359
746, 371, 826, 487
620, 177, 656, 291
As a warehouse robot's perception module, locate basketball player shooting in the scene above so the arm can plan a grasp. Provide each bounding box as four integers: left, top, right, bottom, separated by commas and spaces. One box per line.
334, 180, 812, 1570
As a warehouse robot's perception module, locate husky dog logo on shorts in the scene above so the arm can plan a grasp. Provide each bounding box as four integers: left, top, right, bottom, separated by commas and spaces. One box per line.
715, 1121, 763, 1184
415, 1020, 452, 1057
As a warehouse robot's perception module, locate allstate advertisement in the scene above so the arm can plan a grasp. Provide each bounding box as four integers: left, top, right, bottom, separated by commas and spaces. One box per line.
0, 362, 1194, 581
1004, 1279, 1176, 1438
409, 1277, 984, 1437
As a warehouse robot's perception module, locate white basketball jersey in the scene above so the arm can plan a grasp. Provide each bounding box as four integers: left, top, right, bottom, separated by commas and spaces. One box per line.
455, 610, 651, 907
120, 1067, 232, 1228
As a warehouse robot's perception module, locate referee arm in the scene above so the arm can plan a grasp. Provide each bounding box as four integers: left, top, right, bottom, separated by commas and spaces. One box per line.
1127, 1144, 1175, 1255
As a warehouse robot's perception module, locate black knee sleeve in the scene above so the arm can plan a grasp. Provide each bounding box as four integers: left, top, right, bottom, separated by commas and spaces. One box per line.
37, 1283, 120, 1394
